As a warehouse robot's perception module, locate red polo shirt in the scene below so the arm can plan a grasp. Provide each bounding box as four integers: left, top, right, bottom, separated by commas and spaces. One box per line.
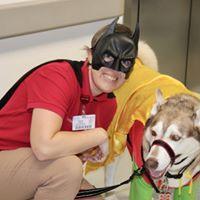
0, 60, 117, 150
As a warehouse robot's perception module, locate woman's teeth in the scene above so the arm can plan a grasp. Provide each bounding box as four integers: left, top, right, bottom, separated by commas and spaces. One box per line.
104, 74, 117, 81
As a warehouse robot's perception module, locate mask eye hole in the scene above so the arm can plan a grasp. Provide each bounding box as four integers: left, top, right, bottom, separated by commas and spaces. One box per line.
102, 53, 114, 65
170, 134, 181, 141
121, 59, 133, 69
151, 130, 157, 137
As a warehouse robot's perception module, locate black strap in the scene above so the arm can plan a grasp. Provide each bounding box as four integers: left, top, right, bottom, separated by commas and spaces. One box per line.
0, 59, 84, 109
75, 168, 145, 199
143, 167, 160, 193
166, 158, 196, 179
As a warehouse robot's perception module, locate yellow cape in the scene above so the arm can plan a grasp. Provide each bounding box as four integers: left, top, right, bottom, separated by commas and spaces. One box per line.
85, 59, 200, 173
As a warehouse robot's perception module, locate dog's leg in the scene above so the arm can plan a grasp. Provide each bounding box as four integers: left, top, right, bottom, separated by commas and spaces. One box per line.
104, 156, 120, 200
105, 156, 120, 186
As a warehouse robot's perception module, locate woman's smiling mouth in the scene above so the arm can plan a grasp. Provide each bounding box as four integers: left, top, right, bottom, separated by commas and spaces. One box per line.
103, 74, 117, 81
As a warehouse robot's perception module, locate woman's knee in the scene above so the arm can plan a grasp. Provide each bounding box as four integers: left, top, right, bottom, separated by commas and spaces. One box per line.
65, 156, 83, 180
51, 155, 83, 181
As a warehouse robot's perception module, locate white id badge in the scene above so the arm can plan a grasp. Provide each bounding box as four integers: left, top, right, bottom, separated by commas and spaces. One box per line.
72, 114, 96, 131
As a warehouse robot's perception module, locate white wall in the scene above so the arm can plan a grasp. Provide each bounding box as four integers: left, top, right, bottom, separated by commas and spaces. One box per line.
0, 18, 123, 97
0, 0, 33, 5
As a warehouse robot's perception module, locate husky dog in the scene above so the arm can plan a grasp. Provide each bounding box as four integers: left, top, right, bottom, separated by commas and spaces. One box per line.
105, 90, 200, 200
143, 89, 200, 189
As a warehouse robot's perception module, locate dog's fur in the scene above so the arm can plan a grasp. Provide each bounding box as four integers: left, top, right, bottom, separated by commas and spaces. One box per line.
143, 90, 200, 188
137, 40, 158, 71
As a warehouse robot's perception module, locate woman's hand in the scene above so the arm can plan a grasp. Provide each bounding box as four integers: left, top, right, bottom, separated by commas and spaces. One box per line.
78, 145, 106, 163
77, 128, 109, 163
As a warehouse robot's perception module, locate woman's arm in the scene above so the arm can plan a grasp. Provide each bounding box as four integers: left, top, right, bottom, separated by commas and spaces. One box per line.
30, 108, 108, 161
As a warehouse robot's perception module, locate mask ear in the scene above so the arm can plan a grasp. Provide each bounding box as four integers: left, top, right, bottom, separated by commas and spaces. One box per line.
150, 89, 165, 116
131, 23, 140, 51
103, 17, 119, 38
131, 0, 140, 52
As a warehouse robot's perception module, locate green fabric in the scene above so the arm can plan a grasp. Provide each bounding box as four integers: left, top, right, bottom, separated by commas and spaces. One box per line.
129, 175, 153, 200
129, 163, 153, 200
129, 162, 199, 200
173, 180, 199, 200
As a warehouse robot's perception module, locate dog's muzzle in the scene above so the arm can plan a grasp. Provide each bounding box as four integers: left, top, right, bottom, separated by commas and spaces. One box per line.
151, 139, 176, 165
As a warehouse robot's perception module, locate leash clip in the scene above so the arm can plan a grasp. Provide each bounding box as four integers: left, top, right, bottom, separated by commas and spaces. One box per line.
159, 177, 169, 194
134, 167, 145, 176
158, 177, 172, 200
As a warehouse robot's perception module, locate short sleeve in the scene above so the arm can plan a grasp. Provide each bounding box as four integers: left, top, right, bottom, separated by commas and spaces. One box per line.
25, 62, 77, 119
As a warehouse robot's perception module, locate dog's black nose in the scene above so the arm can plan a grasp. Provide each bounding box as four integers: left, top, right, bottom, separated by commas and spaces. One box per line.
145, 158, 158, 170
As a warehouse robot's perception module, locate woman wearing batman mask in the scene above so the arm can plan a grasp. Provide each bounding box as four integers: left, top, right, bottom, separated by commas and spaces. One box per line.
84, 19, 139, 98
0, 17, 139, 199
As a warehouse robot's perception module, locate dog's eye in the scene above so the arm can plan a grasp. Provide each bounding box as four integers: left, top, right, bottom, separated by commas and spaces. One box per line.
151, 130, 157, 137
170, 134, 181, 141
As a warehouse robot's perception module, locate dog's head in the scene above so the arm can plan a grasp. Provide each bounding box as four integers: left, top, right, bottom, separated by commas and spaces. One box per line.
143, 89, 200, 180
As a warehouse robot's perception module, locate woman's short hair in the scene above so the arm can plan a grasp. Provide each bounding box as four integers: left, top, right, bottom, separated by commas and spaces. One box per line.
91, 24, 132, 49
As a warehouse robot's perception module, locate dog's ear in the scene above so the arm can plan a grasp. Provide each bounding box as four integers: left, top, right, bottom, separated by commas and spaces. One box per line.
150, 89, 165, 116
194, 109, 200, 142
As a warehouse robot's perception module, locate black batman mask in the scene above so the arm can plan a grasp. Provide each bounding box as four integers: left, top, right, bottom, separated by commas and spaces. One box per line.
91, 0, 140, 79
91, 31, 137, 78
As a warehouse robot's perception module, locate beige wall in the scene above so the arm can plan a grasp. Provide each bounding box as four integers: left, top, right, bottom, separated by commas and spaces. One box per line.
0, 0, 124, 39
0, 0, 124, 97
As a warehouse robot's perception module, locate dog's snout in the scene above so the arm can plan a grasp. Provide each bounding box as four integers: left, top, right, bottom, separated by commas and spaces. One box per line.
145, 158, 158, 170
